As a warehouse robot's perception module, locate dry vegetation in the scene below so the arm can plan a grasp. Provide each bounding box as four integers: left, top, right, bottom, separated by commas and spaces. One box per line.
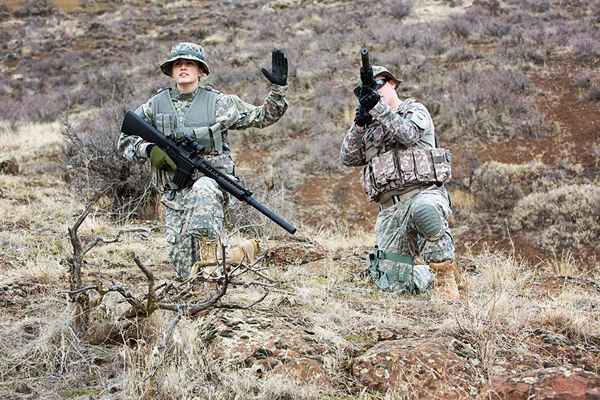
1, 0, 599, 399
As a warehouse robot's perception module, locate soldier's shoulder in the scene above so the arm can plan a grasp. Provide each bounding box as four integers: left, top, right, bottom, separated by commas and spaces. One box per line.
202, 85, 224, 95
402, 98, 429, 112
148, 87, 172, 100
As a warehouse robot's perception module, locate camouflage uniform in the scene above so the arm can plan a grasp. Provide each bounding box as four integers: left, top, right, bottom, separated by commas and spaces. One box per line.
340, 70, 454, 293
118, 43, 287, 278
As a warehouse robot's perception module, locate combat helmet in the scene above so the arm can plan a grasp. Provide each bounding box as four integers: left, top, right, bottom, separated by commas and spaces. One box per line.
160, 42, 210, 77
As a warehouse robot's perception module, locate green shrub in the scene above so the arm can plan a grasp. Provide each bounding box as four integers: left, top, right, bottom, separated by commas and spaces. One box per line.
471, 161, 565, 211
510, 184, 600, 251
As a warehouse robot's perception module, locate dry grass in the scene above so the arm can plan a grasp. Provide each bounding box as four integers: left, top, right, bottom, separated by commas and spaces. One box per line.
0, 121, 63, 160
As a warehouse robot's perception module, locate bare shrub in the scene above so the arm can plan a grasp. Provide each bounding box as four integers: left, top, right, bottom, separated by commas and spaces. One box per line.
225, 179, 298, 240
574, 73, 592, 89
570, 33, 600, 62
304, 128, 344, 174
445, 46, 479, 63
471, 161, 567, 211
13, 0, 56, 17
62, 105, 155, 219
586, 86, 600, 102
388, 0, 413, 20
524, 0, 551, 13
511, 184, 600, 251
483, 20, 511, 38
441, 16, 476, 39
441, 67, 550, 141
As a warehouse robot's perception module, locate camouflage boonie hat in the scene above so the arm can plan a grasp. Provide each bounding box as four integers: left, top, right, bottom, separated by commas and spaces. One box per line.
372, 65, 400, 84
356, 65, 401, 88
160, 42, 210, 77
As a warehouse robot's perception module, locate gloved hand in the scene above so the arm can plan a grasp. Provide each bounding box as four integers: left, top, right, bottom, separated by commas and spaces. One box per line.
148, 145, 176, 172
261, 48, 288, 86
354, 106, 372, 127
358, 86, 380, 112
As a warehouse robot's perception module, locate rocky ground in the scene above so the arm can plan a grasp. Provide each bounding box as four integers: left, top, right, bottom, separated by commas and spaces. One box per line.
1, 0, 600, 399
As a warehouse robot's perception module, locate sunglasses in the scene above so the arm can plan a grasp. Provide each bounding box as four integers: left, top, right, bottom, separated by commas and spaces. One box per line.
375, 79, 388, 89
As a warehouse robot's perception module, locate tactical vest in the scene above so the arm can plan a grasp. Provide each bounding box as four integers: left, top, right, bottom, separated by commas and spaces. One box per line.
361, 104, 452, 202
150, 88, 235, 191
151, 87, 224, 154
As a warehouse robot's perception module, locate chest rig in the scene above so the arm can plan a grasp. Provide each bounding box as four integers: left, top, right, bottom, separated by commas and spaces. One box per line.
361, 104, 452, 202
151, 87, 224, 155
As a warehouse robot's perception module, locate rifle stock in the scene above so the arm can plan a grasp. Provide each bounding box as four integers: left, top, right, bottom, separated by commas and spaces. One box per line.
121, 111, 297, 234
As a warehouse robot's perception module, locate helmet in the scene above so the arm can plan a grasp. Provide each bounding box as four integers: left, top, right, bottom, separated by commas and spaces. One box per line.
160, 42, 210, 77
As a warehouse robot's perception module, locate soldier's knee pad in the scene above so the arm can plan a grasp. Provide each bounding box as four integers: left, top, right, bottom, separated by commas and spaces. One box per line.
412, 202, 443, 241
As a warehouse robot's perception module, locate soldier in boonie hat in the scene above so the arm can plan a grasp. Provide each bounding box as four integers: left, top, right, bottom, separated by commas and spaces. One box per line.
355, 65, 400, 90
118, 42, 290, 280
160, 42, 210, 76
341, 52, 462, 301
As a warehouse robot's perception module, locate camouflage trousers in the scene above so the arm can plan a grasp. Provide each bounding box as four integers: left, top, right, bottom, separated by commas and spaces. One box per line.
371, 186, 454, 292
161, 177, 225, 279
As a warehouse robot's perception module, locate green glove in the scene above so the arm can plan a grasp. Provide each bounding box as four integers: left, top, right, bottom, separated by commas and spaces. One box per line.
148, 145, 176, 172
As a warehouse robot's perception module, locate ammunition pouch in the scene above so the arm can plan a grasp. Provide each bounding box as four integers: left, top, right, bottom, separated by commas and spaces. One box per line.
363, 148, 452, 201
180, 124, 225, 155
368, 246, 433, 293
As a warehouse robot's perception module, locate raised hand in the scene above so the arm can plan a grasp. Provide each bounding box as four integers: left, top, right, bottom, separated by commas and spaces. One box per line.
261, 49, 288, 86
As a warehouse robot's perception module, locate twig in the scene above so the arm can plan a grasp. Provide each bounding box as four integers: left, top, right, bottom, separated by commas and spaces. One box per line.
81, 228, 150, 257
133, 256, 156, 314
217, 291, 269, 310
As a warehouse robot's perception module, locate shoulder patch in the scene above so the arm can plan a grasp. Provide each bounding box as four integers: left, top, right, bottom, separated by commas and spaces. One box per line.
155, 87, 170, 94
409, 111, 428, 130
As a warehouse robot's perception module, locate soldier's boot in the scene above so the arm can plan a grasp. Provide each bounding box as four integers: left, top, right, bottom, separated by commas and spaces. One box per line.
430, 260, 460, 301
191, 239, 220, 275
226, 239, 260, 265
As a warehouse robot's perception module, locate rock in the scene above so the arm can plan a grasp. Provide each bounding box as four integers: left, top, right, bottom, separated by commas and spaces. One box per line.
265, 240, 326, 267
270, 357, 330, 386
484, 367, 600, 399
352, 336, 474, 397
0, 156, 19, 175
204, 309, 333, 387
14, 382, 32, 394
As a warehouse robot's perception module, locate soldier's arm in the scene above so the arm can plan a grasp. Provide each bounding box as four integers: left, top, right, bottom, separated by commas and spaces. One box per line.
215, 85, 288, 130
369, 101, 430, 146
340, 124, 367, 166
117, 100, 155, 162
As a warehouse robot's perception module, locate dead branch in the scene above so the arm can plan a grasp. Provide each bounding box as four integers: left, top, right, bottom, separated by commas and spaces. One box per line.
216, 291, 269, 310
81, 228, 150, 257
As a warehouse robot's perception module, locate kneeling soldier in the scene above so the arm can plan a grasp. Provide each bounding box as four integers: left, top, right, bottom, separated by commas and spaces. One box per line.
118, 42, 288, 279
340, 64, 461, 300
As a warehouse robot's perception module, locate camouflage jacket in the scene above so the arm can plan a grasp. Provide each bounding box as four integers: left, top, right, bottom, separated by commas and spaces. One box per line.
340, 98, 435, 167
118, 84, 288, 190
341, 98, 447, 201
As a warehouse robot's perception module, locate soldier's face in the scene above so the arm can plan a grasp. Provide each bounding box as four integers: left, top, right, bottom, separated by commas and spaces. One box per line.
172, 59, 202, 85
376, 77, 399, 107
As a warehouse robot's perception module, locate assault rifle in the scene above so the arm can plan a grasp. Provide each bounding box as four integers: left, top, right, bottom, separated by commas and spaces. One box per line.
360, 48, 376, 90
121, 111, 297, 234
